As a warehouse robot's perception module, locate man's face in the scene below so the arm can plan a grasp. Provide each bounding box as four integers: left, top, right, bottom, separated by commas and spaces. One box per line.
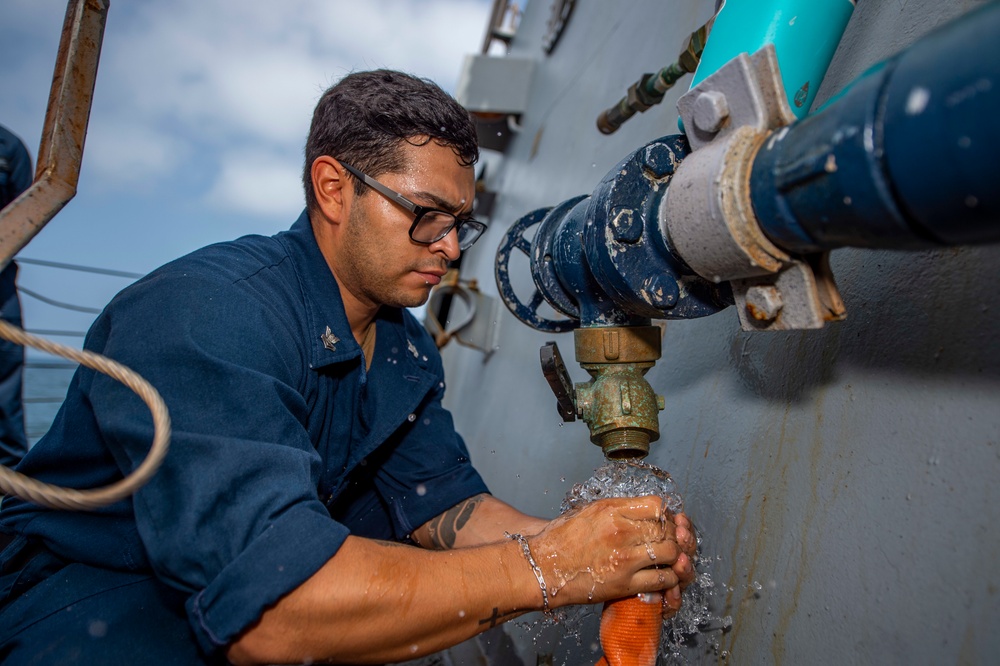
336, 139, 475, 310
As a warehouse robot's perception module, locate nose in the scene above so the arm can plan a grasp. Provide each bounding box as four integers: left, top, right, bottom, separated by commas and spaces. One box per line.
429, 226, 461, 262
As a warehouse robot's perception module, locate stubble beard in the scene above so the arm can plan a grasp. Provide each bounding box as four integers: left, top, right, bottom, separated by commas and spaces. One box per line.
343, 203, 432, 309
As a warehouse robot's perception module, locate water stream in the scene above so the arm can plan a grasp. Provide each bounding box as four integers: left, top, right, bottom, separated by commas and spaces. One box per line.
523, 460, 732, 664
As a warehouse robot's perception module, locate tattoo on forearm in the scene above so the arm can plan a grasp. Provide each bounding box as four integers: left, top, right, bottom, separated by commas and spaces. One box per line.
424, 493, 486, 550
478, 606, 522, 628
373, 539, 411, 549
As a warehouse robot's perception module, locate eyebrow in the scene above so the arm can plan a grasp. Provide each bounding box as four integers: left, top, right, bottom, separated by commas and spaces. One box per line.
411, 189, 472, 216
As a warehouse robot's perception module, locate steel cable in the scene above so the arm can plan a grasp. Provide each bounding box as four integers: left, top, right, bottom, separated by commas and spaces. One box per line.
0, 319, 170, 510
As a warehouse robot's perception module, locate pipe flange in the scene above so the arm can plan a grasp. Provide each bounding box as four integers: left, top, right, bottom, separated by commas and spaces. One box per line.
582, 136, 729, 320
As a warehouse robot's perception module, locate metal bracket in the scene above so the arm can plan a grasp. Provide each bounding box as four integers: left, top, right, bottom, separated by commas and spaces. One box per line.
425, 273, 503, 358
733, 253, 846, 330
663, 44, 847, 331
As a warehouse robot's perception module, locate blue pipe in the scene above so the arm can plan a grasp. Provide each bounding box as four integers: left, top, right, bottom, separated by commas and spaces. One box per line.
750, 2, 1000, 252
689, 0, 856, 117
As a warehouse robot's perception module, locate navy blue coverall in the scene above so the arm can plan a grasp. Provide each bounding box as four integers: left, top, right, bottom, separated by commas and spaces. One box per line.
0, 124, 31, 468
0, 212, 488, 663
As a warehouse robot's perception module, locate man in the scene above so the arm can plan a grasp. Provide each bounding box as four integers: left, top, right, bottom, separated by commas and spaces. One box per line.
0, 70, 694, 664
0, 124, 31, 469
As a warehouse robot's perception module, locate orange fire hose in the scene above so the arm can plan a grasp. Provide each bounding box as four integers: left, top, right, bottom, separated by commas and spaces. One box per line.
595, 592, 664, 666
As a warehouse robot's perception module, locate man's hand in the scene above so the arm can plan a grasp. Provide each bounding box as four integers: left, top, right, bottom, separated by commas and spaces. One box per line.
412, 492, 697, 614
525, 496, 696, 610
663, 511, 697, 617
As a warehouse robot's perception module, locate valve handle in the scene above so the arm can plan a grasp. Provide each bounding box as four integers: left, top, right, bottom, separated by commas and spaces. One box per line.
540, 341, 576, 422
494, 207, 578, 333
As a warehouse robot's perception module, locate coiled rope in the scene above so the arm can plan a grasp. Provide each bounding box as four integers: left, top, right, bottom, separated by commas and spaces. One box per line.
0, 319, 170, 510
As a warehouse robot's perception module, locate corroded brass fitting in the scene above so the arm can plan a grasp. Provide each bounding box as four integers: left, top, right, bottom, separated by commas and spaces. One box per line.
573, 326, 665, 459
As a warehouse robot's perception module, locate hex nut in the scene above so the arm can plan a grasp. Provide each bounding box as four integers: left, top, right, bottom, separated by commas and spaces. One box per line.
641, 143, 676, 179
611, 208, 642, 244
644, 274, 678, 308
693, 90, 730, 133
745, 285, 784, 322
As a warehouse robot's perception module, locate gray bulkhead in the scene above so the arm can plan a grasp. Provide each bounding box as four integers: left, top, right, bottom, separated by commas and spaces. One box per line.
435, 0, 1000, 663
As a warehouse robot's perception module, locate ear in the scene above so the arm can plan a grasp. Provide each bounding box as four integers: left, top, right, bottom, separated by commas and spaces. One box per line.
311, 156, 350, 224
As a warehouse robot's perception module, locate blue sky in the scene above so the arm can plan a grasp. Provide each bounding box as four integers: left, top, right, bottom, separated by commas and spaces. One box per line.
1, 0, 492, 349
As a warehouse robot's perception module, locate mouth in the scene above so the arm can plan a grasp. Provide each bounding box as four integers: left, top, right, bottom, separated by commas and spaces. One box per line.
414, 270, 446, 286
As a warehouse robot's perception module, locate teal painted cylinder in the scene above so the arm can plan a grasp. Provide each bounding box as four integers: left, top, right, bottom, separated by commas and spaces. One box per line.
689, 0, 856, 116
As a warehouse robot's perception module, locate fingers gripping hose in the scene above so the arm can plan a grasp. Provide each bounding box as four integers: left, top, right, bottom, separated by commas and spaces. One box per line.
0, 319, 170, 510
596, 593, 664, 666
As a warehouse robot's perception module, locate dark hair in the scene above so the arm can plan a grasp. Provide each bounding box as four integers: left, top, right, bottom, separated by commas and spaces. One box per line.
303, 69, 479, 211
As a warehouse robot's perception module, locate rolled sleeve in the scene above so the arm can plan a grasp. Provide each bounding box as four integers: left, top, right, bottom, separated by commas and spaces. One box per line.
188, 502, 348, 652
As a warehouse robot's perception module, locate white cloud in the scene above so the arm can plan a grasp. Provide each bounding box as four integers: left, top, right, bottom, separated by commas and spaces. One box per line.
83, 123, 187, 187
1, 0, 491, 218
207, 150, 305, 218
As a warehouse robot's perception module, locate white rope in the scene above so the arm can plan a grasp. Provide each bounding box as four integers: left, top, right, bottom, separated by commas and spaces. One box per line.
0, 319, 170, 510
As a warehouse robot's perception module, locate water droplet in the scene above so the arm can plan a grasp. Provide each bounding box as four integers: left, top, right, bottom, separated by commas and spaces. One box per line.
416, 484, 427, 496
88, 620, 108, 638
407, 413, 417, 422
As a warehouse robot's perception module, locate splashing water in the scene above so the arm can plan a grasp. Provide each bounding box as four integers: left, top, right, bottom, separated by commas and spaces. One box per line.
525, 460, 731, 665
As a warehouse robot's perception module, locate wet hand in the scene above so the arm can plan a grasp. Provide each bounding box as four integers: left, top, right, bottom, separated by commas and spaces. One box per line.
527, 496, 684, 609
663, 512, 697, 617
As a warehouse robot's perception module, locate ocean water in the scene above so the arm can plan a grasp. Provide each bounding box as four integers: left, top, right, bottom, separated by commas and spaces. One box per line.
23, 363, 76, 446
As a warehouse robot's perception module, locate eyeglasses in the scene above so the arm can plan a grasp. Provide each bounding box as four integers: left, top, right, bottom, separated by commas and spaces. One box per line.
339, 162, 487, 251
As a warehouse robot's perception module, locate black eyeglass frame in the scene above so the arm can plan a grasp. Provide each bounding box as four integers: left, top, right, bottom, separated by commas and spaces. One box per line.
339, 161, 486, 250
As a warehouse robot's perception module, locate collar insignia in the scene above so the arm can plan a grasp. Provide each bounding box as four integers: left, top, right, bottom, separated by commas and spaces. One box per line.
321, 326, 340, 352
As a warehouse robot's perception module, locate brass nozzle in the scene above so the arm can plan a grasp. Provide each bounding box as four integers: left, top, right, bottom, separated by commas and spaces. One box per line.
573, 326, 664, 460
598, 429, 652, 460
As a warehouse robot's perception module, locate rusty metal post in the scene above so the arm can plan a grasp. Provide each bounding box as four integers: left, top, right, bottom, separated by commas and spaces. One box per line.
0, 0, 110, 270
